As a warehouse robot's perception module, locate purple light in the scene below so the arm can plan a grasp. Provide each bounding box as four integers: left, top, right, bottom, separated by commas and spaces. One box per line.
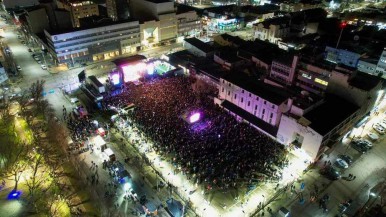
189, 113, 201, 123
111, 73, 120, 85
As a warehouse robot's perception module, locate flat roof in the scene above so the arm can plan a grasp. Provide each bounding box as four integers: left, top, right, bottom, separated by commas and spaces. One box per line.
221, 72, 290, 105
222, 100, 279, 136
349, 71, 382, 91
304, 95, 359, 136
184, 37, 215, 53
46, 18, 137, 35
112, 55, 147, 66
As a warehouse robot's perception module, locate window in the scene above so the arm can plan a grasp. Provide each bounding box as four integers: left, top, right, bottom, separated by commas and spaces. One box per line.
249, 93, 251, 97
229, 83, 231, 87
302, 73, 312, 79
241, 98, 244, 103
255, 105, 258, 110
262, 109, 265, 114
222, 87, 224, 92
256, 97, 259, 101
264, 101, 267, 105
228, 91, 230, 96
234, 94, 237, 99
242, 90, 244, 93
270, 113, 273, 118
248, 101, 250, 106
272, 105, 275, 109
315, 78, 328, 86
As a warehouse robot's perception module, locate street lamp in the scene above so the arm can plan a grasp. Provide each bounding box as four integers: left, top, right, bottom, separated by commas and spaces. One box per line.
336, 21, 347, 49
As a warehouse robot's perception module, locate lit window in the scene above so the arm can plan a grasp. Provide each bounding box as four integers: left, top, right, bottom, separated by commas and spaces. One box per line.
315, 78, 328, 86
302, 73, 312, 79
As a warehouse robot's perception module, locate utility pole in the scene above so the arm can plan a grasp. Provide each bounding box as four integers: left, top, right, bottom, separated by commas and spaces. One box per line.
336, 21, 347, 49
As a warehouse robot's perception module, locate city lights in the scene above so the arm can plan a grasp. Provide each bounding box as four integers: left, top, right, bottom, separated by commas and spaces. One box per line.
189, 112, 201, 123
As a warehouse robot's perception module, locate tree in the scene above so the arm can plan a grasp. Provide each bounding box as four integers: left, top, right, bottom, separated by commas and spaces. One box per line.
29, 80, 45, 103
0, 141, 30, 191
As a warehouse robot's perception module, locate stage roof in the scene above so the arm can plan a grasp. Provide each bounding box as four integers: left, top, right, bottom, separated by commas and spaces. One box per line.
112, 55, 147, 66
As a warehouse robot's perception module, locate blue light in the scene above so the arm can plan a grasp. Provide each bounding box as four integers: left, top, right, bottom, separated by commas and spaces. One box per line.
7, 190, 22, 200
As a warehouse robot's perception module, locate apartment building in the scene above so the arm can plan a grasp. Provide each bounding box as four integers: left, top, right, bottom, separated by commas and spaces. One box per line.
254, 16, 290, 44
44, 19, 140, 65
106, 0, 130, 21
176, 10, 201, 38
56, 0, 99, 28
217, 73, 291, 137
295, 61, 333, 95
269, 55, 299, 85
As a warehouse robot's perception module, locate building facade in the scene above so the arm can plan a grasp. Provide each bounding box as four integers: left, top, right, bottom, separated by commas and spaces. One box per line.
325, 46, 363, 68
176, 11, 201, 38
106, 0, 129, 21
57, 0, 99, 28
295, 61, 331, 95
269, 55, 298, 85
44, 20, 140, 65
254, 17, 290, 44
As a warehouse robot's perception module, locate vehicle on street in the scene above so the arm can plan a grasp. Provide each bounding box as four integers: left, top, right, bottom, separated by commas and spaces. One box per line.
16, 65, 22, 71
339, 199, 353, 213
37, 60, 42, 64
379, 120, 386, 129
41, 64, 47, 70
321, 167, 341, 180
335, 158, 349, 169
338, 155, 353, 165
373, 123, 385, 134
34, 56, 40, 61
367, 132, 379, 141
351, 141, 369, 153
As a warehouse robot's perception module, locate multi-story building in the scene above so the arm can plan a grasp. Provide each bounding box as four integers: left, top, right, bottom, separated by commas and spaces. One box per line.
106, 0, 130, 21
254, 16, 291, 44
269, 55, 299, 85
44, 19, 140, 66
216, 72, 291, 137
56, 0, 99, 28
325, 46, 364, 68
375, 48, 386, 75
176, 10, 201, 38
277, 95, 359, 161
279, 2, 322, 12
295, 60, 333, 96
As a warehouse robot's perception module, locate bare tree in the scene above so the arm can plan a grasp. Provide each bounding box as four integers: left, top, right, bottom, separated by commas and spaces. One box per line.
0, 141, 30, 191
29, 80, 45, 103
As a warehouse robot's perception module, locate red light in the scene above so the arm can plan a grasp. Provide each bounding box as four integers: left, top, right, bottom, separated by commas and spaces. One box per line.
340, 21, 347, 29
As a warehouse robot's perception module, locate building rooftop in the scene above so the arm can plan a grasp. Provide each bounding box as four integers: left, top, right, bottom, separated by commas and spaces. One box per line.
197, 61, 228, 82
273, 53, 295, 66
257, 16, 290, 28
218, 34, 246, 47
221, 100, 279, 136
184, 37, 215, 54
221, 72, 290, 105
304, 94, 359, 136
216, 48, 243, 63
240, 4, 279, 15
146, 0, 172, 3
239, 40, 288, 65
45, 18, 138, 35
349, 71, 382, 91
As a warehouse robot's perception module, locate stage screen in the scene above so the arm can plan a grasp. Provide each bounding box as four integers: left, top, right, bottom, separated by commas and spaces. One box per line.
121, 62, 146, 82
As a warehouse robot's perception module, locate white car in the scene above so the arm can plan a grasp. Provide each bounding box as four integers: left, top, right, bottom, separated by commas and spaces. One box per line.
373, 124, 385, 134
37, 60, 42, 64
367, 132, 379, 141
41, 64, 47, 70
34, 57, 40, 61
16, 65, 22, 71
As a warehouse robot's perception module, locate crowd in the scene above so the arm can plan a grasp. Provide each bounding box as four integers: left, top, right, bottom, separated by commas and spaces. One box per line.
103, 76, 288, 189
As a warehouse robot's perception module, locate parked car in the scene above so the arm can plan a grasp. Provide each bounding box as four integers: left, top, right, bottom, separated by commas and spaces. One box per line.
335, 158, 349, 169
338, 155, 353, 165
41, 64, 47, 70
16, 65, 22, 71
367, 132, 379, 141
351, 142, 369, 153
373, 124, 385, 134
322, 167, 341, 180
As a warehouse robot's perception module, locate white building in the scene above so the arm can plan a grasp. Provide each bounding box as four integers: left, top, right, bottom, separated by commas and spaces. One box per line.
216, 73, 291, 137
375, 48, 386, 75
269, 55, 299, 85
44, 20, 140, 65
277, 95, 359, 160
176, 10, 201, 39
254, 16, 290, 45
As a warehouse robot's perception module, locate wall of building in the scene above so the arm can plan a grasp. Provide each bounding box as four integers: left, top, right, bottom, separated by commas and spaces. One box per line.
45, 20, 140, 64
277, 115, 323, 160
176, 11, 200, 37
2, 0, 39, 9
219, 78, 284, 126
70, 3, 99, 27
183, 41, 207, 57
159, 13, 177, 41
357, 59, 377, 75
375, 49, 386, 75
325, 46, 361, 68
27, 8, 49, 34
